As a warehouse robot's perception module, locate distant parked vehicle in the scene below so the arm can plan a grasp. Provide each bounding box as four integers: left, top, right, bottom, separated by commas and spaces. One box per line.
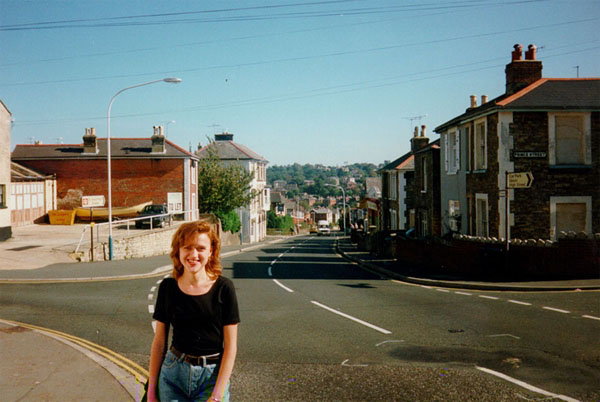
317, 220, 330, 236
135, 204, 171, 229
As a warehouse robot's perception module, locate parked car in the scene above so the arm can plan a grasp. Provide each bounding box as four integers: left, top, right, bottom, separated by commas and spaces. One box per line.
135, 204, 171, 229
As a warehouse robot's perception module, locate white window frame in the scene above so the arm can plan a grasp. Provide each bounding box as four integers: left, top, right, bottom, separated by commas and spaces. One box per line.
550, 196, 592, 240
548, 113, 591, 166
473, 118, 487, 171
389, 173, 397, 200
445, 129, 460, 174
475, 193, 489, 237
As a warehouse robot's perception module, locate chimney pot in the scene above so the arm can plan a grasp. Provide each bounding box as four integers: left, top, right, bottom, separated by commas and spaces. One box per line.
470, 95, 477, 108
481, 95, 488, 104
413, 126, 419, 138
525, 44, 537, 60
512, 44, 523, 61
421, 125, 427, 137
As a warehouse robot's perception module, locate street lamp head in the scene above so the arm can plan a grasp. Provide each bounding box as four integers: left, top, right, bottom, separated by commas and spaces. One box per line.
163, 77, 182, 83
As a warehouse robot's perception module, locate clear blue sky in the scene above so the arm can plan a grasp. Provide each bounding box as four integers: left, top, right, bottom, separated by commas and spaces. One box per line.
1, 0, 599, 166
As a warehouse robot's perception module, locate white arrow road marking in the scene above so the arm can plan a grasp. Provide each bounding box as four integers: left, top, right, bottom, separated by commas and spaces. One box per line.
341, 359, 368, 367
311, 301, 392, 335
476, 366, 579, 402
487, 334, 521, 339
375, 340, 404, 347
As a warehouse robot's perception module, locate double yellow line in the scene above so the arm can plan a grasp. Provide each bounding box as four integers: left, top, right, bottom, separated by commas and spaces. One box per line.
0, 318, 148, 385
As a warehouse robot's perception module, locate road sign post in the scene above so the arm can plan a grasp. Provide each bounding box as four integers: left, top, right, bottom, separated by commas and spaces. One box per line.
505, 172, 534, 251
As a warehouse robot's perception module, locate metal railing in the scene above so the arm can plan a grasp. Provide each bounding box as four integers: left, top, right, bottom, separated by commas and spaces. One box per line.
74, 209, 199, 256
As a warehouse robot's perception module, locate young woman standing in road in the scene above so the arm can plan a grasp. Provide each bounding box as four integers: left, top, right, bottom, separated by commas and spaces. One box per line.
148, 221, 240, 401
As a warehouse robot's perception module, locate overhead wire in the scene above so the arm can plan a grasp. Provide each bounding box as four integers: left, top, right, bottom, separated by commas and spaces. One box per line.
2, 16, 597, 88
11, 42, 599, 127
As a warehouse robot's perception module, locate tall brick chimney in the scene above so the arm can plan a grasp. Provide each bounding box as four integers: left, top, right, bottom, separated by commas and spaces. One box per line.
215, 132, 234, 141
411, 125, 430, 153
505, 44, 542, 95
83, 128, 98, 154
151, 126, 166, 153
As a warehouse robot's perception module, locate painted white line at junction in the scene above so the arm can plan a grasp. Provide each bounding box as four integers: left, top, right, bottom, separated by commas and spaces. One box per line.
508, 299, 532, 306
436, 288, 450, 293
272, 279, 294, 293
543, 306, 570, 314
476, 366, 580, 402
455, 291, 472, 296
311, 301, 392, 335
582, 315, 600, 321
148, 305, 154, 314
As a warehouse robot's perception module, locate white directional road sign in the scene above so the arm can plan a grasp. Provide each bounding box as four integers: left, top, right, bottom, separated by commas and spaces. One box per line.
507, 172, 534, 189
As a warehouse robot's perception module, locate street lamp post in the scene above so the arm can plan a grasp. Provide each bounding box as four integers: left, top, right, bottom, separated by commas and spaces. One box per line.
107, 77, 181, 260
325, 183, 346, 235
165, 120, 176, 137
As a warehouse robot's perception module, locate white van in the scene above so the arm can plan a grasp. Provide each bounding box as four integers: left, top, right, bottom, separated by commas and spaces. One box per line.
317, 220, 330, 235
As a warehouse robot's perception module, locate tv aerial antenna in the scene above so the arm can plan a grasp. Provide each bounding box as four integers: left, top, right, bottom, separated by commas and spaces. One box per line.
403, 114, 427, 131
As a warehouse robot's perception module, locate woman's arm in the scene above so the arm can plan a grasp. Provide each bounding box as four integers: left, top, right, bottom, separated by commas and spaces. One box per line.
210, 323, 238, 401
148, 320, 169, 402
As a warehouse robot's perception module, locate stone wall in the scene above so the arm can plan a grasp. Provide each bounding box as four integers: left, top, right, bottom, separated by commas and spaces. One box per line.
81, 225, 242, 262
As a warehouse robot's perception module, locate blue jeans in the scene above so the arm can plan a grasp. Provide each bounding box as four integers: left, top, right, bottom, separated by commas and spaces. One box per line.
159, 350, 230, 402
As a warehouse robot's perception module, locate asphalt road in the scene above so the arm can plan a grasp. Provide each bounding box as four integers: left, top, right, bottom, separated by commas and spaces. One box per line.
1, 235, 598, 401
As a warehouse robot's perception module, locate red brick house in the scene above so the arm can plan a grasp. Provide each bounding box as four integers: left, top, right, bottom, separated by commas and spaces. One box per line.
11, 127, 199, 219
411, 126, 441, 237
435, 44, 599, 240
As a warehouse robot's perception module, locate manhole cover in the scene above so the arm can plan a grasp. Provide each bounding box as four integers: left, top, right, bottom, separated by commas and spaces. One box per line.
8, 245, 41, 251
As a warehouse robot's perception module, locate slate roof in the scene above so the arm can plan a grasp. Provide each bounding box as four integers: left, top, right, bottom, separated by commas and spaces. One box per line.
496, 79, 600, 109
11, 138, 198, 160
435, 78, 600, 133
196, 139, 268, 162
379, 151, 414, 172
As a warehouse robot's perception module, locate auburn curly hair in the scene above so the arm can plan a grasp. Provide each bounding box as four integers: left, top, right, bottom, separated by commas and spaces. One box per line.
170, 221, 222, 280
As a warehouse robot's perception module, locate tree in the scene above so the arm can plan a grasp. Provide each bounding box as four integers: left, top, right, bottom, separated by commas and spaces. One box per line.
197, 145, 257, 231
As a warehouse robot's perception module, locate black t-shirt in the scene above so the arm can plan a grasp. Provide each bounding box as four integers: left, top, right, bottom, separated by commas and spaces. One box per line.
153, 276, 240, 356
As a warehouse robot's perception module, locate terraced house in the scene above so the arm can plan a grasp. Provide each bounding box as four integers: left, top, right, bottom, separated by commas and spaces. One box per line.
435, 44, 599, 240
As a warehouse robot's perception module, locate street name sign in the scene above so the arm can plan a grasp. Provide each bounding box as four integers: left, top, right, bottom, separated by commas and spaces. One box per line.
507, 172, 534, 189
82, 195, 105, 207
513, 151, 546, 158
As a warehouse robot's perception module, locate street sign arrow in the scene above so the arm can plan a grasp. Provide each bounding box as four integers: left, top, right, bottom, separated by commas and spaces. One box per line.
507, 172, 534, 189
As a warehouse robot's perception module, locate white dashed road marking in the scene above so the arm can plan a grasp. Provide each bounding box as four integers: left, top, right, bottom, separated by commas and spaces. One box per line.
543, 306, 570, 314
508, 299, 532, 306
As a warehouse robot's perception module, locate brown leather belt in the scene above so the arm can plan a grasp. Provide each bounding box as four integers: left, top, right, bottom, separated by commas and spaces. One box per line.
169, 346, 221, 367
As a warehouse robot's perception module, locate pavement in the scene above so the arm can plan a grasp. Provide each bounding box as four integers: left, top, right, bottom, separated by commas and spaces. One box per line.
0, 224, 598, 401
